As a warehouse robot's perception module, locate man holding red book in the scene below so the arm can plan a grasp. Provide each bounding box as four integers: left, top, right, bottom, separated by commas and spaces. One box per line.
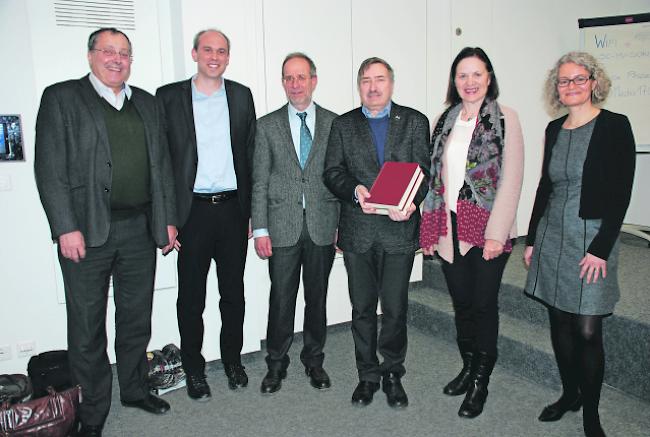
323, 57, 430, 408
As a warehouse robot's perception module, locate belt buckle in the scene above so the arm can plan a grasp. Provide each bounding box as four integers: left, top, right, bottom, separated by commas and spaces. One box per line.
210, 195, 220, 204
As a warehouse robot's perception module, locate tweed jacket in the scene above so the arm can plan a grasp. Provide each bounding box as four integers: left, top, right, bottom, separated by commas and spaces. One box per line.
34, 75, 177, 248
526, 109, 635, 260
323, 103, 430, 254
252, 104, 339, 247
156, 78, 256, 227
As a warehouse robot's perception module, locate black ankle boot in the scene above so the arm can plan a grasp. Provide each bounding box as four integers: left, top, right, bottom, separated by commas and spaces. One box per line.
458, 351, 496, 419
443, 340, 474, 396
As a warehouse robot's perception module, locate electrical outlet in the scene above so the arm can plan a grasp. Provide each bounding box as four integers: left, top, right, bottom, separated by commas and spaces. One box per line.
17, 341, 36, 358
0, 345, 12, 361
0, 175, 11, 192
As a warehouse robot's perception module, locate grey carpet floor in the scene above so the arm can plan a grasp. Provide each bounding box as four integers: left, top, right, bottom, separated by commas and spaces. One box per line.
103, 325, 649, 437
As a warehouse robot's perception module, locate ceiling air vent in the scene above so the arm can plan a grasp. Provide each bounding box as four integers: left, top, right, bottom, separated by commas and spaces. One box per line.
54, 0, 135, 30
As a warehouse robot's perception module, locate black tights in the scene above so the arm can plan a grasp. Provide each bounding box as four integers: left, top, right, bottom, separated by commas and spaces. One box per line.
548, 307, 605, 423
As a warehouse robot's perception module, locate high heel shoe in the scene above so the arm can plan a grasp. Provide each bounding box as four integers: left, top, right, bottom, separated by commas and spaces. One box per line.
538, 394, 582, 422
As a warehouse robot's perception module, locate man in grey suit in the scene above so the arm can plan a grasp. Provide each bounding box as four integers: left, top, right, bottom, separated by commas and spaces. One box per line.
34, 28, 178, 436
324, 57, 430, 408
252, 53, 339, 394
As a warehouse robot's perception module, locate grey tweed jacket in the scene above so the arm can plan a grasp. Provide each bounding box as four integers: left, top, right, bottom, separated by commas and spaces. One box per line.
252, 104, 339, 247
323, 103, 430, 254
34, 75, 177, 248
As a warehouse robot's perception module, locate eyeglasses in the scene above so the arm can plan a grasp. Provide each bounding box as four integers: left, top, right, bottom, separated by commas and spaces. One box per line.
557, 75, 592, 87
282, 75, 310, 84
92, 48, 132, 60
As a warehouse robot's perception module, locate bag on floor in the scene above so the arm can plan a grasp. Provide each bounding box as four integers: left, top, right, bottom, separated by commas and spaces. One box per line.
27, 350, 71, 398
0, 385, 81, 436
147, 344, 186, 393
0, 374, 33, 404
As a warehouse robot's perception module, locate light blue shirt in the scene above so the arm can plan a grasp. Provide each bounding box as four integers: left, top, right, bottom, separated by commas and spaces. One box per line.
253, 101, 316, 239
191, 76, 237, 193
361, 101, 391, 119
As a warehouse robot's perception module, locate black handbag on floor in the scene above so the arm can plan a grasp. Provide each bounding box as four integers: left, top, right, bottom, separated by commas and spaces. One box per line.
0, 374, 32, 404
27, 351, 71, 398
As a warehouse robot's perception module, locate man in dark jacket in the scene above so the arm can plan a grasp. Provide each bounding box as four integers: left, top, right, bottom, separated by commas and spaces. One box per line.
34, 27, 178, 436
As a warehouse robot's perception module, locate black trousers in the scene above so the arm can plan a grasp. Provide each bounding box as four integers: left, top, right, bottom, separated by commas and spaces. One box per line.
58, 212, 156, 427
265, 215, 335, 371
176, 197, 248, 375
440, 213, 509, 357
343, 245, 414, 383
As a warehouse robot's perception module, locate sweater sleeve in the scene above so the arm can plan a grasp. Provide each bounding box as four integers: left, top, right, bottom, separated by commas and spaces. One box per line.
485, 106, 524, 244
586, 115, 636, 259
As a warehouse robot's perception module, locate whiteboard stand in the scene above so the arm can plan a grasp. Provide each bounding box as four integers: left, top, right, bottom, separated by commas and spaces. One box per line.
621, 224, 650, 247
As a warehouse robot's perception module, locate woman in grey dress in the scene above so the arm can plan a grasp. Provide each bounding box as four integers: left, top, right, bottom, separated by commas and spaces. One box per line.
524, 52, 636, 437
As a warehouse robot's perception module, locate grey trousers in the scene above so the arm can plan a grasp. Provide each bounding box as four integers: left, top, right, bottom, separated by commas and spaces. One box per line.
58, 212, 156, 427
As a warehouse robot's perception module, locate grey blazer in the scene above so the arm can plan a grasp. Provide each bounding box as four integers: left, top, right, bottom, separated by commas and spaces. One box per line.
252, 104, 339, 247
323, 103, 430, 254
34, 75, 177, 248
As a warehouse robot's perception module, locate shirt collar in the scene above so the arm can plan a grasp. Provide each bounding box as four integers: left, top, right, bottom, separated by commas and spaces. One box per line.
362, 101, 391, 119
191, 75, 226, 99
88, 72, 131, 99
287, 101, 315, 118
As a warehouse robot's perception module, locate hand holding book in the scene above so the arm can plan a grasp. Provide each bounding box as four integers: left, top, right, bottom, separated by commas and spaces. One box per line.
365, 162, 424, 216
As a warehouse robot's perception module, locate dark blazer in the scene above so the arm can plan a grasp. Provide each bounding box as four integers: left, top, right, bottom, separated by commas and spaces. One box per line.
323, 103, 430, 254
252, 104, 339, 247
526, 109, 636, 259
156, 78, 256, 227
34, 75, 177, 248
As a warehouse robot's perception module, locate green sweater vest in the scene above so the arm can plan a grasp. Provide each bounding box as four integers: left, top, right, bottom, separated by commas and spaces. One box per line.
100, 97, 151, 212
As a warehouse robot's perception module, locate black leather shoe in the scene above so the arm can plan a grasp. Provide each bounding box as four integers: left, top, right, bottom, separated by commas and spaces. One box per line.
77, 424, 103, 437
351, 381, 380, 406
260, 369, 287, 394
186, 373, 211, 401
120, 393, 170, 415
224, 363, 248, 390
538, 394, 582, 422
305, 366, 331, 390
382, 372, 409, 408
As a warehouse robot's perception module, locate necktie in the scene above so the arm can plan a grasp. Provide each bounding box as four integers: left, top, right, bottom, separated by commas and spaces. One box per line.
297, 112, 312, 169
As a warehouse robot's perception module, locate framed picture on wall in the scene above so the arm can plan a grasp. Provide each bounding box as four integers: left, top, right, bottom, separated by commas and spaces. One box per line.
0, 115, 24, 161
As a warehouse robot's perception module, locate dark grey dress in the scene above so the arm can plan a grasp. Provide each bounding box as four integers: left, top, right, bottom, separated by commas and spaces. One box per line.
525, 118, 620, 315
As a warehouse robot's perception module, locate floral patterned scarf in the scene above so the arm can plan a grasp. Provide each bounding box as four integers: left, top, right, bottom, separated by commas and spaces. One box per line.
420, 98, 511, 251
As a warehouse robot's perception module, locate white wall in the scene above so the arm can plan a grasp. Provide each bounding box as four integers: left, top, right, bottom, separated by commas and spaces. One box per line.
1, 0, 648, 374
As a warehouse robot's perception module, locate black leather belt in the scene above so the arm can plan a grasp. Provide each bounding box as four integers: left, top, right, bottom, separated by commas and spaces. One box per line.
193, 190, 237, 204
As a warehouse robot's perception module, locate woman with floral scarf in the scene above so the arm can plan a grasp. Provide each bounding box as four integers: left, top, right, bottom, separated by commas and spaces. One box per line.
420, 47, 524, 418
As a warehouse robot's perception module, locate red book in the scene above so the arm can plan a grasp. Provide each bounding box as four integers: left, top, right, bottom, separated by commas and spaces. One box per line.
366, 161, 424, 215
